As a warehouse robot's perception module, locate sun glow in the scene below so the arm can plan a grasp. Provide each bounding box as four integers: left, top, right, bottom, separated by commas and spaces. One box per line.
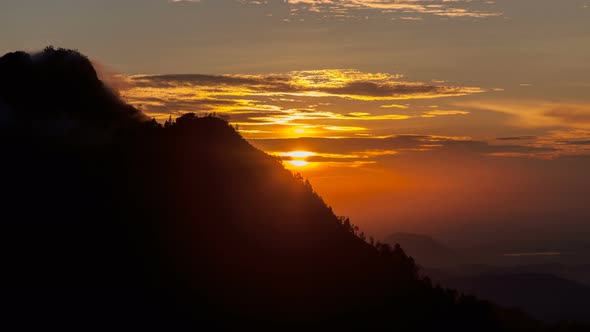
281, 151, 316, 158
287, 160, 310, 167
278, 150, 316, 168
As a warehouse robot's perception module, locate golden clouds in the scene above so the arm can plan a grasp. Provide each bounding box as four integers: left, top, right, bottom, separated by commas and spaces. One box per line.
528, 130, 590, 157
122, 61, 590, 160
380, 104, 409, 109
420, 110, 470, 118
171, 0, 502, 19
122, 69, 480, 137
281, 69, 401, 90
127, 69, 482, 101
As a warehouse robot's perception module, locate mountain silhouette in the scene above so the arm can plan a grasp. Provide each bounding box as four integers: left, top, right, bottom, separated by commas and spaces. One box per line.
0, 46, 144, 137
0, 48, 587, 331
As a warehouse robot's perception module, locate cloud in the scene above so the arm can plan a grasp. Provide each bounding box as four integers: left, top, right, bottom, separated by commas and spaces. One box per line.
420, 110, 470, 118
453, 100, 590, 129
123, 70, 590, 160
496, 136, 537, 141
124, 69, 482, 130
544, 107, 590, 124
558, 140, 590, 146
274, 149, 396, 167
129, 70, 482, 100
381, 104, 409, 109
534, 129, 590, 155
251, 135, 555, 160
296, 0, 502, 18
175, 0, 502, 19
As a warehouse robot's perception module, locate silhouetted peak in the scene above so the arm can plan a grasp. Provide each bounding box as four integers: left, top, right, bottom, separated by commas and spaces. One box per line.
0, 47, 145, 138
33, 47, 101, 90
0, 51, 33, 72
0, 51, 33, 96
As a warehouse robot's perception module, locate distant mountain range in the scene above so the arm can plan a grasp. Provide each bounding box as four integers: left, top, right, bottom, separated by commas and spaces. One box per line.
386, 232, 466, 268
441, 273, 590, 323
386, 232, 590, 323
430, 263, 590, 287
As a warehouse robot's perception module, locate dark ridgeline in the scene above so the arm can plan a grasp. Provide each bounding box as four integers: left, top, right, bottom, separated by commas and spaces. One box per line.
0, 48, 586, 331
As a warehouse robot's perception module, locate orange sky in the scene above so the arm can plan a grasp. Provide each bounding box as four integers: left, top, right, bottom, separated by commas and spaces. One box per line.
111, 68, 590, 248
5, 0, 589, 248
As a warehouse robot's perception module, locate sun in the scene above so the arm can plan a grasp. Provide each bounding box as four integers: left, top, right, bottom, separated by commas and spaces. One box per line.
277, 150, 316, 168
287, 160, 309, 167
281, 151, 315, 158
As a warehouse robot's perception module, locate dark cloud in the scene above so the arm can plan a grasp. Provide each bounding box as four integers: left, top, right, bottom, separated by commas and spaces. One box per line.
319, 81, 451, 98
131, 74, 278, 89
557, 140, 590, 146
496, 136, 537, 141
137, 97, 241, 109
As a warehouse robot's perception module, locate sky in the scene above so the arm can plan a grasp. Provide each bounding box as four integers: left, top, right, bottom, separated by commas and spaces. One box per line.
2, 0, 590, 254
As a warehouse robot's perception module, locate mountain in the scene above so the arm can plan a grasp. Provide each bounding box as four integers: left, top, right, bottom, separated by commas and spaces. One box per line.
439, 274, 590, 323
430, 263, 590, 287
0, 47, 144, 137
424, 264, 590, 323
0, 47, 585, 331
386, 233, 465, 268
385, 233, 590, 323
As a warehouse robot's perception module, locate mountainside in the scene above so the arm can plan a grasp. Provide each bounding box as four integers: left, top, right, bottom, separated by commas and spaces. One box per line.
0, 48, 585, 331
